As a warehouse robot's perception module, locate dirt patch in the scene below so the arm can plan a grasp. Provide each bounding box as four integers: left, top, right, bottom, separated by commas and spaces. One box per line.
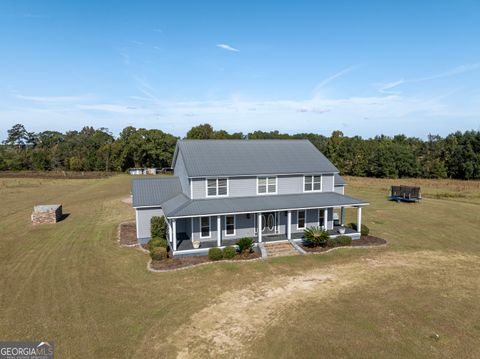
302, 235, 386, 253
0, 170, 117, 179
157, 251, 472, 358
121, 196, 132, 204
119, 222, 137, 246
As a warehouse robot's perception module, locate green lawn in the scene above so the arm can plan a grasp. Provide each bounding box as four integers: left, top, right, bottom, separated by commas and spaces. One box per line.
0, 175, 479, 358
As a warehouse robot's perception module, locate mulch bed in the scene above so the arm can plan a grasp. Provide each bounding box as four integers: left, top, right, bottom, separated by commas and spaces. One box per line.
301, 235, 387, 253
119, 222, 138, 246
150, 249, 261, 270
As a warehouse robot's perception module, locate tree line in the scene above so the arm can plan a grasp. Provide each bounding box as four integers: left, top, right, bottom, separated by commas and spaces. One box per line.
1, 123, 479, 179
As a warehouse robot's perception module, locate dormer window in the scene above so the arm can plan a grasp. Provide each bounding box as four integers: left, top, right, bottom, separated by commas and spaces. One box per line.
304, 175, 322, 192
207, 178, 228, 197
257, 176, 277, 194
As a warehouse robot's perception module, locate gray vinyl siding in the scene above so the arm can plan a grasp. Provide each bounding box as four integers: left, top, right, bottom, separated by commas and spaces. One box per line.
334, 186, 345, 195
136, 207, 163, 243
291, 208, 333, 233
173, 152, 190, 195
322, 174, 334, 192
191, 174, 336, 199
277, 175, 303, 194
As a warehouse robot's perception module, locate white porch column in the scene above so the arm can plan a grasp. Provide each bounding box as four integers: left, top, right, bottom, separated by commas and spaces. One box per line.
168, 220, 172, 243
217, 215, 221, 247
341, 207, 345, 226
356, 207, 362, 233
172, 218, 177, 251
287, 210, 292, 240
257, 213, 262, 243
324, 209, 329, 230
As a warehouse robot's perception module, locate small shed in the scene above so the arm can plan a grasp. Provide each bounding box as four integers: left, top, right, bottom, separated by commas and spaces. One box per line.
389, 186, 421, 202
31, 204, 63, 224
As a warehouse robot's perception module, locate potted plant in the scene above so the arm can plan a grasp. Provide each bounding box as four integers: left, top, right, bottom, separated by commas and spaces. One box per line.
338, 227, 346, 235
192, 239, 201, 249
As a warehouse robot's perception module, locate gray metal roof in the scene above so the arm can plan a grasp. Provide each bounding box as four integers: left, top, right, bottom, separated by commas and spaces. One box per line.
131, 177, 182, 207
174, 139, 339, 177
334, 173, 346, 186
163, 192, 367, 218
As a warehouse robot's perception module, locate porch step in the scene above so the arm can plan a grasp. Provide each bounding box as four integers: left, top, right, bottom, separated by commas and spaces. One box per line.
263, 242, 299, 257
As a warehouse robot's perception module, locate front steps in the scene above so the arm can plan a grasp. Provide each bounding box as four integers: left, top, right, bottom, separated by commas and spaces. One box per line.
263, 241, 299, 257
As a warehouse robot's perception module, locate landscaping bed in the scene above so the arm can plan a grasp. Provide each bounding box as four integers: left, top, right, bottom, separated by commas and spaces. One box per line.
118, 222, 137, 246
150, 249, 261, 270
301, 235, 387, 253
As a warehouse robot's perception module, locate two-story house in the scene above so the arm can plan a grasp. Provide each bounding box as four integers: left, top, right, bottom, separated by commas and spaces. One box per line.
131, 140, 368, 255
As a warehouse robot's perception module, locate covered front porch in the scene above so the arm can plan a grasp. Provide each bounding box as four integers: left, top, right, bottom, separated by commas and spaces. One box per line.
166, 205, 364, 255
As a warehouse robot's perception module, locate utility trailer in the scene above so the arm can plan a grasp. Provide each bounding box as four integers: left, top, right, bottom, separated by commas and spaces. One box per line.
389, 185, 421, 203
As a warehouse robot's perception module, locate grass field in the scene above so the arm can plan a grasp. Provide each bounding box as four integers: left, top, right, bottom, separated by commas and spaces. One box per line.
0, 175, 479, 358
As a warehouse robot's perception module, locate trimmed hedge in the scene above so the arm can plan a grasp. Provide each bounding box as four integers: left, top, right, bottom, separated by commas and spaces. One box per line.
336, 235, 352, 246
150, 247, 168, 261
151, 216, 167, 239
208, 247, 223, 261
148, 238, 169, 252
223, 246, 237, 259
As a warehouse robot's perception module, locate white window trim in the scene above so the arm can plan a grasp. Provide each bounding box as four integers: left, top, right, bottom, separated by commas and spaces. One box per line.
199, 216, 211, 239
303, 175, 322, 193
297, 210, 306, 230
256, 176, 278, 195
205, 178, 229, 198
224, 214, 236, 237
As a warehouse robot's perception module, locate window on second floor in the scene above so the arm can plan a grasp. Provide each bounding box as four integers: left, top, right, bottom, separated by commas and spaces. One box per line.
304, 175, 322, 192
207, 178, 228, 197
258, 176, 277, 194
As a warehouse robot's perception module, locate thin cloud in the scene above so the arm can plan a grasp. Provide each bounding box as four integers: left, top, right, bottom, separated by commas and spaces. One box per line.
14, 93, 92, 103
314, 65, 360, 91
217, 44, 239, 52
380, 63, 480, 93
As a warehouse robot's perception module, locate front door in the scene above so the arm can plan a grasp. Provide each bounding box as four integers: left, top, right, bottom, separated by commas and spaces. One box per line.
254, 212, 277, 235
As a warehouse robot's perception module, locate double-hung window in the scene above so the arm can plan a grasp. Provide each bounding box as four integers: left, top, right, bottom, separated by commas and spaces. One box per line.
297, 210, 306, 229
225, 215, 235, 236
304, 175, 321, 192
258, 176, 277, 194
207, 178, 228, 197
200, 216, 210, 238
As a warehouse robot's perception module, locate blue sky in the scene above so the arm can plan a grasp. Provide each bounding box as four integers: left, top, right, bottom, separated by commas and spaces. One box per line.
1, 0, 480, 138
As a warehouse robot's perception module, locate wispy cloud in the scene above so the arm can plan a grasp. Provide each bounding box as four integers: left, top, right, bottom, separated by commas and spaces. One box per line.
380, 63, 480, 93
217, 43, 239, 52
315, 65, 360, 91
14, 93, 92, 103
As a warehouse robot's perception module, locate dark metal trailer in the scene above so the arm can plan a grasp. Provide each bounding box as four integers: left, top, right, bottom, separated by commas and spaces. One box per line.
389, 185, 421, 202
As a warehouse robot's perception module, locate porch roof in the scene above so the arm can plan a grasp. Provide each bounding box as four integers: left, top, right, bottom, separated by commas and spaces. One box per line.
163, 191, 368, 218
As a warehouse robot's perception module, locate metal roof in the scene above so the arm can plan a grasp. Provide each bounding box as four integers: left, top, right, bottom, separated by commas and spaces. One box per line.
163, 192, 367, 218
174, 139, 339, 177
131, 177, 182, 207
334, 173, 346, 185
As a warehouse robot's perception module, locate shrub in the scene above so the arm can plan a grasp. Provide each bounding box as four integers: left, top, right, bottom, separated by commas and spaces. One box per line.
208, 247, 223, 261
336, 235, 352, 247
347, 223, 370, 236
222, 246, 237, 259
303, 226, 329, 247
236, 237, 254, 253
150, 246, 168, 261
326, 237, 338, 247
360, 224, 369, 236
147, 238, 162, 251
151, 216, 167, 239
